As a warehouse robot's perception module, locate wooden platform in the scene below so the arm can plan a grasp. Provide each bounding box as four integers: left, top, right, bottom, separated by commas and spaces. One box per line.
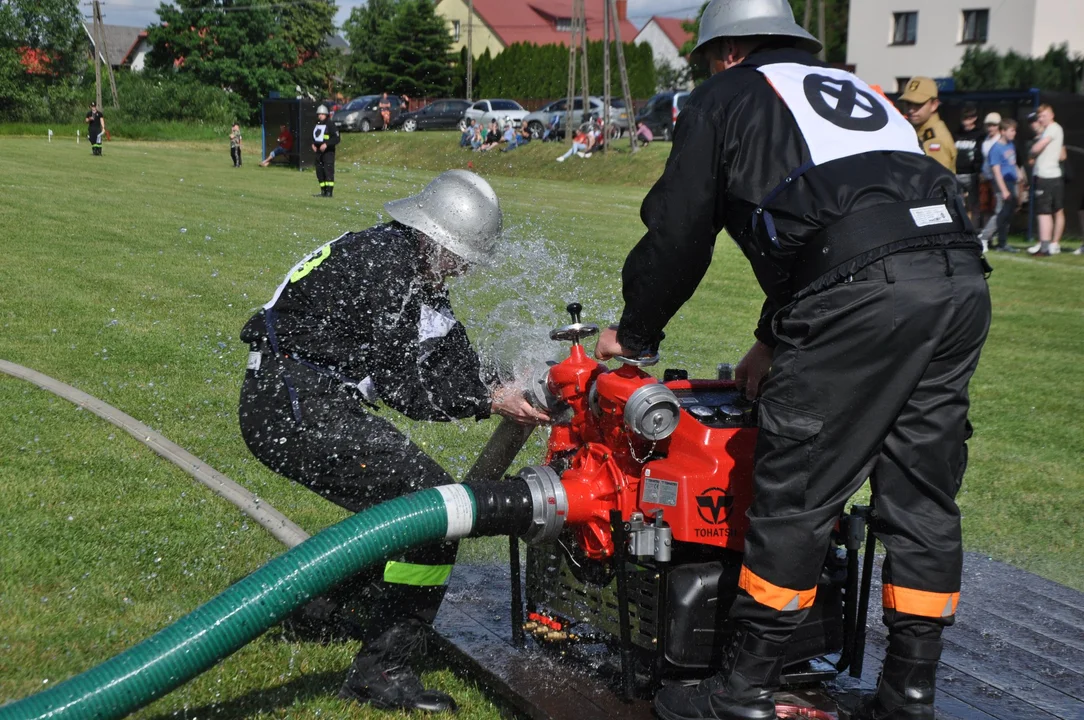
432, 553, 1084, 720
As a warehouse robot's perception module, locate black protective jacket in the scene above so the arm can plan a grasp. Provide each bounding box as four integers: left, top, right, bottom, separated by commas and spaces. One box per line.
240, 223, 491, 421
312, 120, 340, 152
617, 48, 969, 351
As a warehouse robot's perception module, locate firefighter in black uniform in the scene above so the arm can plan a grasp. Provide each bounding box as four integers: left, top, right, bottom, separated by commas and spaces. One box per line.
238, 170, 548, 713
594, 2, 991, 719
312, 104, 340, 197
85, 102, 105, 156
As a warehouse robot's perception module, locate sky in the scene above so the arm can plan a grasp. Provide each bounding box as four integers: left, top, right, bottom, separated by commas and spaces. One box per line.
94, 0, 702, 33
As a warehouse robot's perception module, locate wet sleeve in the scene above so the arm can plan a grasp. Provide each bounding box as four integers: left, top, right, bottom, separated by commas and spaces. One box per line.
363, 259, 489, 421
617, 104, 723, 352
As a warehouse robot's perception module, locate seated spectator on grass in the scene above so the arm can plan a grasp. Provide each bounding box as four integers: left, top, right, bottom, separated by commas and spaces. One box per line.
518, 120, 532, 145
470, 123, 484, 151
479, 120, 502, 152
556, 128, 590, 162
543, 113, 563, 142
500, 122, 521, 152
635, 120, 653, 146
260, 125, 295, 166
460, 118, 477, 149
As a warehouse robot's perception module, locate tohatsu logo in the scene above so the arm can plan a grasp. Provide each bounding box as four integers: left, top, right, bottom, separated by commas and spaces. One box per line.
695, 487, 734, 525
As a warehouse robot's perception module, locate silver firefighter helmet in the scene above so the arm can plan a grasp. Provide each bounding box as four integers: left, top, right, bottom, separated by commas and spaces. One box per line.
692, 0, 822, 60
384, 170, 503, 266
316, 104, 329, 115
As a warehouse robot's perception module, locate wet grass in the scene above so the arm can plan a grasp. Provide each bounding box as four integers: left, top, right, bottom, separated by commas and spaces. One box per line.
0, 134, 1082, 717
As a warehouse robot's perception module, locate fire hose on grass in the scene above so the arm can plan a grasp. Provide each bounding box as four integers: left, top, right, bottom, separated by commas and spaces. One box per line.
0, 475, 557, 720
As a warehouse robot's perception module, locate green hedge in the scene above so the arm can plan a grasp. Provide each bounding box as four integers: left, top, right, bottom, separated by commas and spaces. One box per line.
465, 41, 656, 99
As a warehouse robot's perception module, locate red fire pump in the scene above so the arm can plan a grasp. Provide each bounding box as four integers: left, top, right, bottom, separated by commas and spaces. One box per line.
507, 304, 876, 697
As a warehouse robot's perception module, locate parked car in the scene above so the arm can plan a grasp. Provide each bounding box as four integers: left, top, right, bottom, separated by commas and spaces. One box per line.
523, 96, 630, 139
390, 99, 472, 132
463, 99, 529, 128
635, 90, 690, 141
334, 94, 404, 132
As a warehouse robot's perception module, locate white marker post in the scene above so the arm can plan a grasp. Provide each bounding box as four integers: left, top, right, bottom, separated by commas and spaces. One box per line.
77, 130, 80, 144
48, 129, 53, 143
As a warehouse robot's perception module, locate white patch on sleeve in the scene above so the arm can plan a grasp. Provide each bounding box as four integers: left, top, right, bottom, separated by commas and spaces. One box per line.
246, 351, 262, 371
909, 204, 953, 227
419, 304, 457, 343
756, 63, 922, 166
435, 485, 475, 539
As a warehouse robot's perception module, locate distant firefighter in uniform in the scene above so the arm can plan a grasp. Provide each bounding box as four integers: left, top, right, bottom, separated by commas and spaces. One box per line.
85, 101, 106, 156
312, 105, 340, 197
899, 77, 956, 172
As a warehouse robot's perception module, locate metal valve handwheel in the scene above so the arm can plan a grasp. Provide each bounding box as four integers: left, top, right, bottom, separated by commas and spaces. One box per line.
550, 302, 599, 344
614, 350, 660, 367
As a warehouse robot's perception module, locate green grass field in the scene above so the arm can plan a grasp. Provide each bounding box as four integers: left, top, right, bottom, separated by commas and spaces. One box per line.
0, 131, 1082, 718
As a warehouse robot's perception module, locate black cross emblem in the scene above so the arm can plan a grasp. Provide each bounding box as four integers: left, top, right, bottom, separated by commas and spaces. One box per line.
802, 74, 889, 132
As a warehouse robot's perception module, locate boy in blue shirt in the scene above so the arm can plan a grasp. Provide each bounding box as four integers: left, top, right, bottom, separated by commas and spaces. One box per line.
988, 118, 1020, 252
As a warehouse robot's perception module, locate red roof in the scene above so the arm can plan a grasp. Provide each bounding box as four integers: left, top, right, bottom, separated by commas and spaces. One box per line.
649, 16, 695, 53
441, 0, 639, 48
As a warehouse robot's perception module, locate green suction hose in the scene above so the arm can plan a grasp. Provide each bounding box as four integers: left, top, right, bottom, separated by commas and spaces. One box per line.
0, 485, 478, 720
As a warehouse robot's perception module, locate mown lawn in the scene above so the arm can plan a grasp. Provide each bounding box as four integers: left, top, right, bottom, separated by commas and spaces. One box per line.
0, 132, 1081, 718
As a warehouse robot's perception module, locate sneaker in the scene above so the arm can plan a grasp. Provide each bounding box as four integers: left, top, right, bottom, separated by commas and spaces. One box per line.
1051, 242, 1061, 254
576, 151, 586, 158
1027, 243, 1043, 255
1073, 245, 1084, 256
338, 620, 457, 713
556, 156, 565, 162
980, 237, 989, 254
583, 152, 593, 158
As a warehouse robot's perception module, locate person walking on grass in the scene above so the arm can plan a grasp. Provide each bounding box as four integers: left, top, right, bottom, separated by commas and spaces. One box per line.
85, 101, 106, 156
229, 123, 243, 168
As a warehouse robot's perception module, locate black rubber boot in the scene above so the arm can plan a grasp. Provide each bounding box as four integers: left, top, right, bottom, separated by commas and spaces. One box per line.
838, 635, 942, 720
339, 619, 458, 713
654, 630, 785, 720
326, 187, 333, 198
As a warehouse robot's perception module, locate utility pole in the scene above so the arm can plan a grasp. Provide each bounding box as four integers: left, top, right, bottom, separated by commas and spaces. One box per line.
602, 0, 611, 154
89, 0, 119, 108
565, 0, 579, 144
465, 0, 473, 101
578, 0, 589, 128
609, 0, 636, 153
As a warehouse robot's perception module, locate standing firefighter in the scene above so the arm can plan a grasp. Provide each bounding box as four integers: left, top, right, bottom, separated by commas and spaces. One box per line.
85, 101, 105, 156
238, 170, 548, 713
312, 104, 340, 197
593, 2, 991, 719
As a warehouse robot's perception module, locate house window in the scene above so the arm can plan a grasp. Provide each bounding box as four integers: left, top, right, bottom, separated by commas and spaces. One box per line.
452, 20, 460, 42
891, 11, 918, 45
961, 9, 988, 44
555, 17, 571, 32
896, 77, 913, 93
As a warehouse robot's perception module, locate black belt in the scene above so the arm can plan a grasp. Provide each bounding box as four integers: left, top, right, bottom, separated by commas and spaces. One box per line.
792, 197, 978, 292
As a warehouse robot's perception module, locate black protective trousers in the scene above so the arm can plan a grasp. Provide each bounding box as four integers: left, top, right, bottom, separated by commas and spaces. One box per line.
315, 151, 335, 190
238, 351, 458, 642
732, 248, 991, 643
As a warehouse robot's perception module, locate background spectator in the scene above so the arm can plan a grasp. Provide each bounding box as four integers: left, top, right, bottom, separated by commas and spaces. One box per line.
460, 118, 476, 149
977, 112, 1003, 251
989, 118, 1020, 253
635, 120, 653, 146
229, 123, 243, 168
954, 104, 984, 221
1028, 103, 1066, 255
899, 76, 956, 172
260, 125, 294, 167
556, 127, 590, 162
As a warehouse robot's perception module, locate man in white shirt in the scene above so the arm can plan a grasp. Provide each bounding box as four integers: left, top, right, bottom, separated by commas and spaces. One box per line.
1028, 104, 1066, 256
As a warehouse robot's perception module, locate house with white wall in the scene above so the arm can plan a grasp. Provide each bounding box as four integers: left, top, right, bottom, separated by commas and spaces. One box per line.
847, 0, 1084, 91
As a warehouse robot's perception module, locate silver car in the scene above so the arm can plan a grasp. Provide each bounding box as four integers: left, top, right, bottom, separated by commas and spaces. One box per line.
523, 96, 630, 139
463, 99, 529, 128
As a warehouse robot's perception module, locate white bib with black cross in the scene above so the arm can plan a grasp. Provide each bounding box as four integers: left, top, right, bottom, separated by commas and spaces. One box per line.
313, 124, 328, 143
756, 63, 922, 165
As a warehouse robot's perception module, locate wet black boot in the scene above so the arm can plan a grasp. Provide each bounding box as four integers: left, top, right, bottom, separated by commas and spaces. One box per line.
654, 631, 785, 720
339, 619, 458, 713
839, 635, 942, 720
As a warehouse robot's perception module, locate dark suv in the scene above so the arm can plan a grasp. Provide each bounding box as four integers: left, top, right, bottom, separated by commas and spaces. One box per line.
335, 94, 404, 132
635, 90, 690, 141
390, 99, 473, 132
